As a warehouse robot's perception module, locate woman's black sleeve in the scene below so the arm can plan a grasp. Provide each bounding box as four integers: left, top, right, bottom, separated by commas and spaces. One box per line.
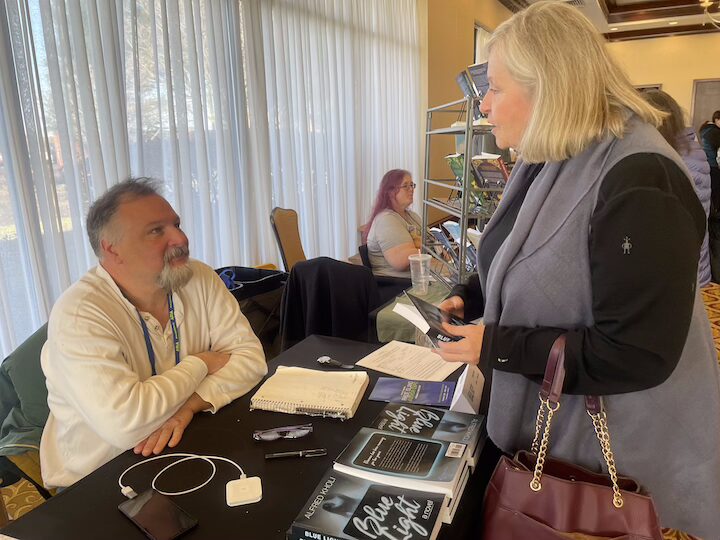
483, 153, 706, 395
449, 273, 485, 321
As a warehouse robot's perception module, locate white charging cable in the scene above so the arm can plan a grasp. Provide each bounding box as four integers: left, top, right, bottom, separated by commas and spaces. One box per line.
118, 453, 245, 498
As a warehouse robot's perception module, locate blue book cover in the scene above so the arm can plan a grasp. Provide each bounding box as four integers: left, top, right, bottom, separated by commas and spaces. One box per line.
368, 378, 455, 407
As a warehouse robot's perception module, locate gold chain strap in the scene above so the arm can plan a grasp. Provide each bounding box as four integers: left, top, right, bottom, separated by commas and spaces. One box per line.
531, 393, 546, 454
529, 398, 625, 510
529, 397, 559, 492
588, 409, 624, 508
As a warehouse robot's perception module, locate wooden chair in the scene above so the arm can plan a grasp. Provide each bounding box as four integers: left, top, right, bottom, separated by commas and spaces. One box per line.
270, 208, 307, 272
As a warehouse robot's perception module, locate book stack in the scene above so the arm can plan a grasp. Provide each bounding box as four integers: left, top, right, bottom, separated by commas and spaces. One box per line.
287, 404, 485, 539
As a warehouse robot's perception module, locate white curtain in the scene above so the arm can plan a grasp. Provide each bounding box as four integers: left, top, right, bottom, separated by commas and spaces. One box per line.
0, 0, 422, 356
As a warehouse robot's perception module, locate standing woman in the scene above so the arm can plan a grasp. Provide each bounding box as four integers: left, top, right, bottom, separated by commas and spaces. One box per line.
435, 3, 720, 537
643, 90, 711, 287
364, 169, 422, 277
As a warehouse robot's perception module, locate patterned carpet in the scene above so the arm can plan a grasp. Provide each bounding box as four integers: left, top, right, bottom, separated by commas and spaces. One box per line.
3, 286, 720, 536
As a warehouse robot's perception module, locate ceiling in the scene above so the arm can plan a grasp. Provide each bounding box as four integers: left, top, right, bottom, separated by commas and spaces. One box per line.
498, 0, 720, 41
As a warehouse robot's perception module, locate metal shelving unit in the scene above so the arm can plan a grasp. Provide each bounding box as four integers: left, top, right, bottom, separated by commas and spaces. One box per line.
421, 96, 497, 285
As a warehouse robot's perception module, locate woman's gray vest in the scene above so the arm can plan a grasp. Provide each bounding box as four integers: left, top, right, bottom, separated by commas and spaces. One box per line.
479, 116, 720, 537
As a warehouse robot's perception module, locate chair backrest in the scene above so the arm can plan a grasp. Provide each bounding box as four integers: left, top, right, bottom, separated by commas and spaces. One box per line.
279, 257, 380, 350
270, 207, 307, 272
358, 244, 372, 269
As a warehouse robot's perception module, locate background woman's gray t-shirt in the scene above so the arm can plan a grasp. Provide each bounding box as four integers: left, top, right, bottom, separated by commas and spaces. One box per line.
366, 209, 421, 277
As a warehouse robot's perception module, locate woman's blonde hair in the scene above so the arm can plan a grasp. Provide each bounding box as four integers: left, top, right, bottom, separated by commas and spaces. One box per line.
487, 1, 665, 163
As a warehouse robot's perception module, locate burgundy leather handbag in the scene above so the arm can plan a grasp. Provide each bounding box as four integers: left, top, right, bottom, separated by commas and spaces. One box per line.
481, 335, 664, 540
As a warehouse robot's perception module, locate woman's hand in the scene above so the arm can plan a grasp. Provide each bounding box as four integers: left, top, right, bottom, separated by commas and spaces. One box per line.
434, 322, 485, 365
439, 295, 465, 320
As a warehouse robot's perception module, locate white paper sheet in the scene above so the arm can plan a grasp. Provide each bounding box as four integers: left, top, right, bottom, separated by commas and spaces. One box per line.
357, 340, 463, 382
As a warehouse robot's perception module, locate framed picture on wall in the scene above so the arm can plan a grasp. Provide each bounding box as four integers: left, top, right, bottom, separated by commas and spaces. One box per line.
635, 84, 662, 93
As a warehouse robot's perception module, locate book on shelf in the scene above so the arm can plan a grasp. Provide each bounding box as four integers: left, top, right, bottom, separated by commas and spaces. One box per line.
287, 469, 446, 540
392, 292, 466, 347
368, 403, 486, 470
470, 152, 509, 186
250, 366, 369, 420
368, 378, 456, 408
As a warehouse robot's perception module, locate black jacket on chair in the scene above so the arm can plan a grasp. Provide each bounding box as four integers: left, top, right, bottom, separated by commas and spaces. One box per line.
279, 257, 382, 351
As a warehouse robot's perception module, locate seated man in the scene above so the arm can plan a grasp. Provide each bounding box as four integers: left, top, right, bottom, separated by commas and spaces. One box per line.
40, 178, 267, 488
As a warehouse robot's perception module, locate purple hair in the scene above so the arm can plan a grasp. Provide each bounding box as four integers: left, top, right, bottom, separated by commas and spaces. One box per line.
363, 169, 411, 243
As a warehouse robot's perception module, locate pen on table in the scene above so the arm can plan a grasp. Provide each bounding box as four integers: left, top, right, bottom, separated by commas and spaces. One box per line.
265, 448, 327, 460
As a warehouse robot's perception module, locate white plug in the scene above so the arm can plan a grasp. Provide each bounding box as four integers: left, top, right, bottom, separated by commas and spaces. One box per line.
226, 476, 262, 506
121, 485, 137, 499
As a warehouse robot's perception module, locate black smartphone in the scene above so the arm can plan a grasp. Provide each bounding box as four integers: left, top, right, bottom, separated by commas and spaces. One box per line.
118, 489, 198, 540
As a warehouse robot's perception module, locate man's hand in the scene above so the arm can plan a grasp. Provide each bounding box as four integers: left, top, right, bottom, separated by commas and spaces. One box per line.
133, 406, 193, 456
439, 295, 465, 320
194, 351, 231, 374
133, 393, 211, 456
434, 322, 485, 365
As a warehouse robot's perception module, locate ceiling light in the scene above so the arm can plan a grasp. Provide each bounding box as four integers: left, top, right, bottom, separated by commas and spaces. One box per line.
668, 21, 678, 25
610, 27, 618, 31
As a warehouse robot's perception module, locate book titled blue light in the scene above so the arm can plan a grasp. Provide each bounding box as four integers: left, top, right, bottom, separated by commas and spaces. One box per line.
368, 378, 456, 407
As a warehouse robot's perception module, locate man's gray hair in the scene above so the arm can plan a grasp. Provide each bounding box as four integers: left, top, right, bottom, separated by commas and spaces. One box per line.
86, 178, 161, 257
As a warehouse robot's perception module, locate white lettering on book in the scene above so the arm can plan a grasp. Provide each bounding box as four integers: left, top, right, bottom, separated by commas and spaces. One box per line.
362, 436, 387, 466
385, 406, 440, 435
304, 476, 336, 518
353, 495, 429, 540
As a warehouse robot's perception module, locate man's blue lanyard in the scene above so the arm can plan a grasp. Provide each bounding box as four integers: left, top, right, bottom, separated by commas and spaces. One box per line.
138, 294, 180, 376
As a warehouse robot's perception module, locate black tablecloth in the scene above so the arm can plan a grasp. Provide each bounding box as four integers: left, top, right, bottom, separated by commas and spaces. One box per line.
1, 335, 499, 540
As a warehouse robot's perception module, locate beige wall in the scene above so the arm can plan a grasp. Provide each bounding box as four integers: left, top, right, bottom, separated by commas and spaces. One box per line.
607, 33, 720, 117
424, 0, 512, 223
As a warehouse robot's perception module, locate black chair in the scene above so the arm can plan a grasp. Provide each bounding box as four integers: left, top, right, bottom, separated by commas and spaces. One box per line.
358, 244, 411, 304
279, 257, 383, 350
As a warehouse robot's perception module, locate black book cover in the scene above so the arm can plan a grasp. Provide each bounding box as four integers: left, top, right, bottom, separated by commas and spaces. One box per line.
333, 428, 467, 497
404, 292, 465, 346
287, 469, 445, 540
369, 403, 486, 469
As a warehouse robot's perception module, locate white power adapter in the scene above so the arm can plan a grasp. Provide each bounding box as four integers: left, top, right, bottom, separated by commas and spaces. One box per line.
226, 476, 263, 506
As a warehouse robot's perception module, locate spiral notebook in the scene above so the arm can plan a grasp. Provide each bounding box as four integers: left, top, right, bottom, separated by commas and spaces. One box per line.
250, 366, 370, 420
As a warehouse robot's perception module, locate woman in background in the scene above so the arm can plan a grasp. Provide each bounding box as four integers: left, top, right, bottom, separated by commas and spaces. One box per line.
434, 2, 720, 536
364, 169, 421, 277
644, 89, 711, 287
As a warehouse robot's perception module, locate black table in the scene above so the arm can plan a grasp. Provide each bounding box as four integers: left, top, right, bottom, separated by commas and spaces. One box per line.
1, 335, 499, 540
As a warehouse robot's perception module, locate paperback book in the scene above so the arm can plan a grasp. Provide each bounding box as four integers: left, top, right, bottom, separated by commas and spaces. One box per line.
368, 403, 486, 470
470, 153, 509, 187
333, 427, 467, 499
287, 469, 446, 540
392, 292, 466, 347
368, 378, 456, 407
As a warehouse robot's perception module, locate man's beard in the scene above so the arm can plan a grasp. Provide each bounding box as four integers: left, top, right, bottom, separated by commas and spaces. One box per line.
157, 246, 193, 293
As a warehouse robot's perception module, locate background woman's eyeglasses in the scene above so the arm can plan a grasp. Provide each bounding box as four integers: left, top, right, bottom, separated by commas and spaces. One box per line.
399, 183, 416, 191
252, 423, 313, 441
